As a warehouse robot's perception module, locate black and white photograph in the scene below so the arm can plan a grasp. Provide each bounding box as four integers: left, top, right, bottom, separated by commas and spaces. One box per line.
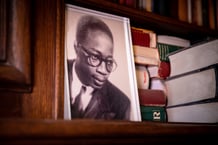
64, 4, 141, 121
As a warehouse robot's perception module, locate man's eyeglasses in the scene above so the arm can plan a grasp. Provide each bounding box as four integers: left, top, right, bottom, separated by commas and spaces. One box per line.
78, 44, 117, 72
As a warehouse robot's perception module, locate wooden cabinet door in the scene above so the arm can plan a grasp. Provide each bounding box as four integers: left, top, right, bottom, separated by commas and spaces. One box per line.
0, 0, 64, 119
0, 0, 31, 92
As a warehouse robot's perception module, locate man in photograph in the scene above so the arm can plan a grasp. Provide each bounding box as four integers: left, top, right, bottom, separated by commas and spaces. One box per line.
67, 15, 130, 120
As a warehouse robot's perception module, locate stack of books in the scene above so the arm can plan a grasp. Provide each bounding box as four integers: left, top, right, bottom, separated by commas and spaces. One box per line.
131, 26, 167, 122
165, 38, 218, 123
131, 26, 158, 91
138, 88, 167, 122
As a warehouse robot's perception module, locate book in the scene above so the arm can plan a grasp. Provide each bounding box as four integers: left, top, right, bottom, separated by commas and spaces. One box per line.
156, 35, 190, 78
202, 0, 209, 27
168, 39, 218, 77
178, 0, 188, 22
208, 0, 216, 30
147, 61, 170, 79
133, 45, 160, 66
131, 27, 156, 48
149, 78, 167, 95
165, 63, 218, 107
152, 0, 172, 17
157, 35, 190, 62
119, 0, 137, 8
166, 101, 218, 123
138, 88, 167, 107
157, 43, 186, 62
191, 0, 203, 26
135, 0, 154, 12
140, 105, 166, 122
131, 27, 150, 47
157, 35, 190, 48
131, 27, 159, 66
135, 65, 150, 89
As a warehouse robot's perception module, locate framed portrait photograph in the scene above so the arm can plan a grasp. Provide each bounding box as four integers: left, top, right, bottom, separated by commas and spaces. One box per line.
64, 4, 141, 121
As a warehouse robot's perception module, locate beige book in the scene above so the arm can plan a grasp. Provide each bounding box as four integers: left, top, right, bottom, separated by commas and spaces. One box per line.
133, 45, 160, 66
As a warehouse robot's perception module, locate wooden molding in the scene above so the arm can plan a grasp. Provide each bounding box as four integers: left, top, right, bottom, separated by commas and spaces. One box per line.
0, 0, 6, 61
0, 119, 217, 145
0, 0, 31, 92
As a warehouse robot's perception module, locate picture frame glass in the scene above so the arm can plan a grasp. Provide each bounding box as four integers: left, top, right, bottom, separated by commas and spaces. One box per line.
64, 4, 141, 121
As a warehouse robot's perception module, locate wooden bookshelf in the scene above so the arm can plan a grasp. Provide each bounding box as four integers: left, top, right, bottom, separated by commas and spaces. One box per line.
67, 0, 218, 42
0, 0, 217, 144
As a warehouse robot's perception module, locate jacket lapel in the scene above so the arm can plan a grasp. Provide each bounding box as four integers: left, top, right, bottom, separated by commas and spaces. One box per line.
83, 84, 116, 119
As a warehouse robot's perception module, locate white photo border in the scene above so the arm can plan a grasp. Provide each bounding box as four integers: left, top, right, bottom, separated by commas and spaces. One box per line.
64, 4, 141, 121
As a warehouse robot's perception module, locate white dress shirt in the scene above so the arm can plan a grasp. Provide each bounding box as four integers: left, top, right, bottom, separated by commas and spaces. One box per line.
71, 63, 94, 111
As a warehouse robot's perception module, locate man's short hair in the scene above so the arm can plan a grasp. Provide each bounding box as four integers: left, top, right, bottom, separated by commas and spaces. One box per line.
76, 15, 113, 44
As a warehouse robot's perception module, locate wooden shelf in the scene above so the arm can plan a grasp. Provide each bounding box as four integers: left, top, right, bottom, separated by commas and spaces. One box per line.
0, 119, 217, 144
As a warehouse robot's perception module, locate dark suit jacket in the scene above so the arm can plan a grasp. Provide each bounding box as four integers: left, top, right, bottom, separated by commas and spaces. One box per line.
67, 59, 130, 120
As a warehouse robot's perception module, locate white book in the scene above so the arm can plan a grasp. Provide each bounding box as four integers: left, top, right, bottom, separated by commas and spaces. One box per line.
167, 102, 218, 123
157, 35, 190, 47
135, 65, 149, 89
168, 39, 218, 77
150, 78, 167, 95
165, 64, 218, 107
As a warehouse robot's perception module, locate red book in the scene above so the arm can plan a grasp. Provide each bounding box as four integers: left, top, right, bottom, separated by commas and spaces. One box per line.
147, 61, 170, 79
131, 28, 150, 47
158, 61, 170, 79
138, 89, 167, 107
125, 0, 137, 8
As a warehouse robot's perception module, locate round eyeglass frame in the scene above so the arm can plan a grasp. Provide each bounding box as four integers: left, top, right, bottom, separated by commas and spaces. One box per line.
78, 44, 117, 72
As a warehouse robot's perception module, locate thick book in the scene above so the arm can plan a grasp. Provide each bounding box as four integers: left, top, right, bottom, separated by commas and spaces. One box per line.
138, 89, 167, 107
166, 101, 218, 123
140, 105, 166, 122
168, 39, 218, 77
135, 65, 150, 89
165, 63, 218, 107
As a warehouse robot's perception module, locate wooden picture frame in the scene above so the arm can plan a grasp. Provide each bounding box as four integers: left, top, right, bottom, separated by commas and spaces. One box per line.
64, 4, 141, 121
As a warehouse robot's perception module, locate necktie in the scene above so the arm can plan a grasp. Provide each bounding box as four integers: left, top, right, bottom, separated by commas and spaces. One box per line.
71, 86, 86, 118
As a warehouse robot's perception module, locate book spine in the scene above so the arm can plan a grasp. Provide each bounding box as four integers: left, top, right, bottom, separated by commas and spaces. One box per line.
157, 43, 183, 62
140, 105, 166, 122
131, 28, 150, 47
166, 63, 218, 107
191, 0, 203, 26
147, 62, 170, 79
134, 55, 159, 66
208, 0, 216, 29
138, 89, 167, 106
149, 78, 167, 95
202, 0, 209, 27
158, 61, 170, 79
135, 65, 150, 89
178, 0, 188, 22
